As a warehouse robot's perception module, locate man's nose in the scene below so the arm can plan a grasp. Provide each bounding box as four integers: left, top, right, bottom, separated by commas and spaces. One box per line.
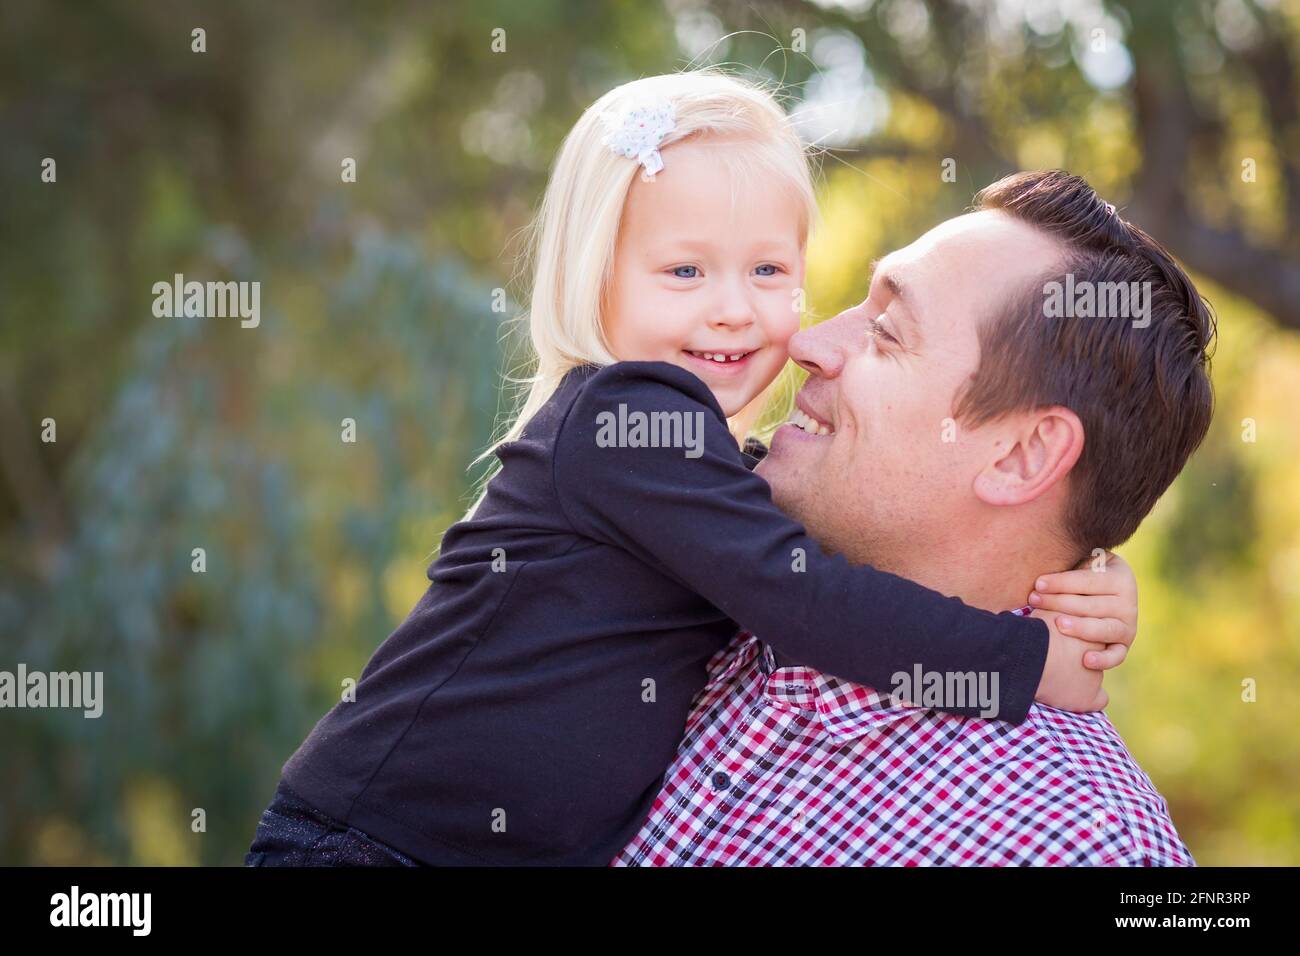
789, 304, 863, 379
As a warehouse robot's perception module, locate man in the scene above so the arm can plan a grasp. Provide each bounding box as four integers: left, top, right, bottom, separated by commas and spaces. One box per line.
614, 170, 1214, 866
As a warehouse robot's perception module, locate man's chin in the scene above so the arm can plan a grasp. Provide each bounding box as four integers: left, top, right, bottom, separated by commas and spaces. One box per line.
757, 425, 811, 504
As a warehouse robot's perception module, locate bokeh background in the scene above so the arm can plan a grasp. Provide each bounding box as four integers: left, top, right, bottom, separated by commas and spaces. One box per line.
3, 0, 1298, 865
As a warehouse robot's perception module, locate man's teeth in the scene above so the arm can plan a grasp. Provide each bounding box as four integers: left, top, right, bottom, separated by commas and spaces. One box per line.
690, 351, 749, 363
789, 408, 833, 436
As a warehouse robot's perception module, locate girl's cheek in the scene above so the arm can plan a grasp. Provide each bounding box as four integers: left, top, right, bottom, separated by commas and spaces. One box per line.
768, 307, 800, 346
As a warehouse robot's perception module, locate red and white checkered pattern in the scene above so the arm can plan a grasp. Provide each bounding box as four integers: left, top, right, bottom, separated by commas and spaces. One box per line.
613, 624, 1194, 867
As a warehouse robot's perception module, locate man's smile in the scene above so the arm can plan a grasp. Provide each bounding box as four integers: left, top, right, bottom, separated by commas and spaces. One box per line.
786, 406, 834, 436
782, 390, 835, 437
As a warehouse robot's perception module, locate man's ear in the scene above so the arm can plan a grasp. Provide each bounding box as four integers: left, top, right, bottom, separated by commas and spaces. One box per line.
973, 406, 1084, 507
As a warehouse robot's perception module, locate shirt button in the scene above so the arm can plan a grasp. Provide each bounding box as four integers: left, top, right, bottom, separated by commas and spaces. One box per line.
711, 771, 731, 791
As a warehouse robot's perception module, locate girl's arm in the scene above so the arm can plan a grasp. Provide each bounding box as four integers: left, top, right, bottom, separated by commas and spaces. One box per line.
553, 361, 1052, 724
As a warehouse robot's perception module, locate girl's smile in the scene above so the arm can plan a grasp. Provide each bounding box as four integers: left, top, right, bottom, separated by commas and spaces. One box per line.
682, 346, 761, 377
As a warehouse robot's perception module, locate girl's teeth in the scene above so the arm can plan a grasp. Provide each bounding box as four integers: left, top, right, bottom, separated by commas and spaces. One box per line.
693, 351, 748, 363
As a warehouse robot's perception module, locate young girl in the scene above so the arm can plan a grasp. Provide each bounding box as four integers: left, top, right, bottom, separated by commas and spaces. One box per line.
247, 71, 1137, 867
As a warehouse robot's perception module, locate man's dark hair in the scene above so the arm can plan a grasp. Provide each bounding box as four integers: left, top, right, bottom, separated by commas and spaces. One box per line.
955, 170, 1216, 554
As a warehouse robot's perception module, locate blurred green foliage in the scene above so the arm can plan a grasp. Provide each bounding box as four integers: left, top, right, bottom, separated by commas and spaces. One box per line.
1, 0, 1297, 864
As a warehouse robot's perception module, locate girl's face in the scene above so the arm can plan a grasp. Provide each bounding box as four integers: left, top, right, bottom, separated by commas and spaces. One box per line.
604, 138, 807, 417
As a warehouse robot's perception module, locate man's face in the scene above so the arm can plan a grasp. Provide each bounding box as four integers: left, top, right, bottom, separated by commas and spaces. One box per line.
757, 211, 1063, 572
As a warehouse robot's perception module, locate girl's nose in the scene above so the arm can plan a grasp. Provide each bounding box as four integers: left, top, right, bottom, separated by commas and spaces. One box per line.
710, 309, 754, 331
710, 278, 757, 330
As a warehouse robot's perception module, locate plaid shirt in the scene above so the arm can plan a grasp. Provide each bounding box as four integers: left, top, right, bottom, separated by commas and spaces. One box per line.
613, 614, 1194, 867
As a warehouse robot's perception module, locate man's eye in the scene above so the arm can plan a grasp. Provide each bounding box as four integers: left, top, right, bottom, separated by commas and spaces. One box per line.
868, 317, 897, 344
754, 263, 780, 277
670, 265, 700, 279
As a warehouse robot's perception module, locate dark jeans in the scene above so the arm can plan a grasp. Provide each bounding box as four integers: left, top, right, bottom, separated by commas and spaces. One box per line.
245, 780, 422, 867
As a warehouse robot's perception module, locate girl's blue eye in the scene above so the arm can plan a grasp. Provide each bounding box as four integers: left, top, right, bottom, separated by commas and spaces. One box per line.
754, 264, 779, 277
671, 265, 699, 279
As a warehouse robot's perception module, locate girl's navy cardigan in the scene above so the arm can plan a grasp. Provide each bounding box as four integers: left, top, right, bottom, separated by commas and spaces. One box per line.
281, 361, 1048, 865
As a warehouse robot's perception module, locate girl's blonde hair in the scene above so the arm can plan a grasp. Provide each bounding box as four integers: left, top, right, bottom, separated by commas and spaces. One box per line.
467, 69, 817, 516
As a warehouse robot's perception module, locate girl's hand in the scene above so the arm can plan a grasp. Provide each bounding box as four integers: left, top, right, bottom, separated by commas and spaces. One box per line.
1028, 550, 1139, 713
1029, 550, 1138, 671
1032, 617, 1107, 712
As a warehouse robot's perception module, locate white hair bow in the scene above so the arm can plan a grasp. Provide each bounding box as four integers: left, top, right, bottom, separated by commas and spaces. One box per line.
600, 97, 676, 178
